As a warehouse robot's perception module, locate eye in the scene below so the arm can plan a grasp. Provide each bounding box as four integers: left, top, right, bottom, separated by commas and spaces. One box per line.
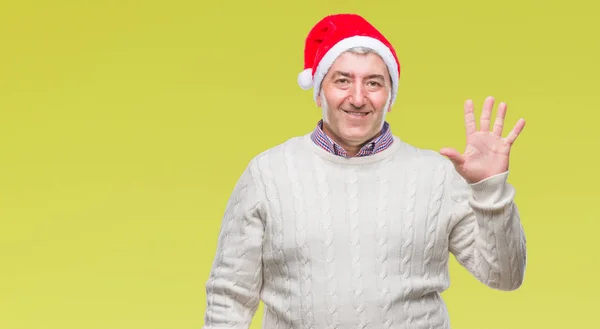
335, 78, 350, 84
367, 81, 382, 87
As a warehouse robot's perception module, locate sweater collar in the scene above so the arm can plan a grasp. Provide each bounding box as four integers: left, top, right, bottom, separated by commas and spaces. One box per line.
310, 119, 394, 158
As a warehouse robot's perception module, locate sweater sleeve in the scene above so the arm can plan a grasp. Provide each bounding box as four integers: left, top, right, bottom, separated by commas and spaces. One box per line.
202, 160, 265, 328
446, 164, 527, 291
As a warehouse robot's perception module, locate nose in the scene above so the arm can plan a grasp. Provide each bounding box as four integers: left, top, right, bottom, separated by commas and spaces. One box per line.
349, 83, 366, 108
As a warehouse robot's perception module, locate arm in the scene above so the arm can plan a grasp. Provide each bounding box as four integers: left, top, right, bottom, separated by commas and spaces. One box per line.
203, 160, 265, 328
447, 166, 527, 291
440, 96, 528, 291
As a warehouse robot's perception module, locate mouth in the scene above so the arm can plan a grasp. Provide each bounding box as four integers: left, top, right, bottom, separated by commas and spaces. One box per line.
343, 110, 370, 117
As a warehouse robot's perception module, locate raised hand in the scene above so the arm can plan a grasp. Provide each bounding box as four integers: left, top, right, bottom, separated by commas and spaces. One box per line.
439, 96, 526, 184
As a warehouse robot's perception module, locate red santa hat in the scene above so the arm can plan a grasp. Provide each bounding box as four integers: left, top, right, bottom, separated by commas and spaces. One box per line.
297, 14, 401, 105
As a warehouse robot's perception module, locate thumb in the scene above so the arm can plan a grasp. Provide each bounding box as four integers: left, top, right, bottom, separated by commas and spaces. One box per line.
439, 147, 465, 166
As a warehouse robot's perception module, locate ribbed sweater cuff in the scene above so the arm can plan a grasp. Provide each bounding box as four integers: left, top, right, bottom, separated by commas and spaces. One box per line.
468, 171, 512, 205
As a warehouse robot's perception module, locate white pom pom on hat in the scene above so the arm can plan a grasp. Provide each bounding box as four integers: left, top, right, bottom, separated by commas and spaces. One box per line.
297, 68, 313, 90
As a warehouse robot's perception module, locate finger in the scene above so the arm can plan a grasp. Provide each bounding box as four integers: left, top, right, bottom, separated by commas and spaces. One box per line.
480, 96, 494, 132
505, 118, 526, 145
440, 147, 465, 166
493, 102, 507, 136
464, 99, 477, 136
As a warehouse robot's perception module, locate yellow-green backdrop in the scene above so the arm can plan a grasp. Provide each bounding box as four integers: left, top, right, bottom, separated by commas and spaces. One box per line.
1, 0, 597, 328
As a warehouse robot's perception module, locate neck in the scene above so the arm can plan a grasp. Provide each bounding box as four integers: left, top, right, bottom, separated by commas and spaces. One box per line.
321, 121, 383, 157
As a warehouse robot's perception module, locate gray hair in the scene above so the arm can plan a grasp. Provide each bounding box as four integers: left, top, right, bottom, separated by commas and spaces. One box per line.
345, 46, 377, 54
337, 46, 393, 92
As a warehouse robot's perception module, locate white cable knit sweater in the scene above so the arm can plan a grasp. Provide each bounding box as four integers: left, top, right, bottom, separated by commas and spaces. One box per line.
202, 133, 527, 329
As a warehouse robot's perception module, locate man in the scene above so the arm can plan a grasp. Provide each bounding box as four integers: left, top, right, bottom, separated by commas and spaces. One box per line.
202, 13, 527, 329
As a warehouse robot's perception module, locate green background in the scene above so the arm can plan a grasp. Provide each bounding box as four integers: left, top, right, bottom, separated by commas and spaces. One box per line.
1, 0, 597, 328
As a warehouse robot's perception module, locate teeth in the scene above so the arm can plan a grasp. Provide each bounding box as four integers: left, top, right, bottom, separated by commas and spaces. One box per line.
344, 111, 368, 116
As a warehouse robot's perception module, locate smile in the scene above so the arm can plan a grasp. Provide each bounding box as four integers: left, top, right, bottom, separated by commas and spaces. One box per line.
343, 110, 370, 117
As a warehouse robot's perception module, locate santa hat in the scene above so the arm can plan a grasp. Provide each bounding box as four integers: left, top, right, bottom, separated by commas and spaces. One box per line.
297, 14, 401, 105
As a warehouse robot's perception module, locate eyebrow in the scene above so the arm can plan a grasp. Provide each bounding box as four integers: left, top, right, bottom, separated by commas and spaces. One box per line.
331, 71, 386, 81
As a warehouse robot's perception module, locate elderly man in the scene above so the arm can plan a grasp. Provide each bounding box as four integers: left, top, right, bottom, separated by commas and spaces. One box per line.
202, 13, 527, 329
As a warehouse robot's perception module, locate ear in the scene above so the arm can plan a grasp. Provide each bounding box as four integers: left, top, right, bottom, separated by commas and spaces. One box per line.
316, 92, 322, 107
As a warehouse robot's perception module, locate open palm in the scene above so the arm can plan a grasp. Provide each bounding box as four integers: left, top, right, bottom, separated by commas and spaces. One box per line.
440, 96, 526, 184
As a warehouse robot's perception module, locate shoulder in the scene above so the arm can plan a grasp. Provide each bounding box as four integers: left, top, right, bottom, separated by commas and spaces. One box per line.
393, 136, 453, 169
244, 134, 310, 176
252, 135, 308, 163
392, 137, 464, 187
394, 138, 468, 198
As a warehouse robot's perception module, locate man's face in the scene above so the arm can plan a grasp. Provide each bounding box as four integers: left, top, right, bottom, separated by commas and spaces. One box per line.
317, 51, 392, 151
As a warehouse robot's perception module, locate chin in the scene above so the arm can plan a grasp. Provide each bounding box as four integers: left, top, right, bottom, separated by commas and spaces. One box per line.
340, 126, 375, 142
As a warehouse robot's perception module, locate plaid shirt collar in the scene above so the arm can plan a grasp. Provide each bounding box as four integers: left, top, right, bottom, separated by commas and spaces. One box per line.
310, 119, 394, 158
